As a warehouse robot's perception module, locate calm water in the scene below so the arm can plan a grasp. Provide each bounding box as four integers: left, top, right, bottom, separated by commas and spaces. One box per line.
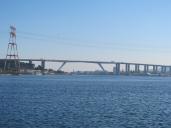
0, 75, 171, 128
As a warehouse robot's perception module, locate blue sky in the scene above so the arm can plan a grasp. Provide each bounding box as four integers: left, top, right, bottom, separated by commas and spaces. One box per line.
0, 0, 171, 70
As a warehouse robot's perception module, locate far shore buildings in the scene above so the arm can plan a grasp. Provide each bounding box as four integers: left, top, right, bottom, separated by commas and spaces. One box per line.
0, 60, 35, 72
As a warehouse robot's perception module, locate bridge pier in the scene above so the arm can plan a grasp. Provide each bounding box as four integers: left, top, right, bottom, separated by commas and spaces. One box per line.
156, 66, 159, 73
144, 65, 149, 73
98, 63, 105, 72
161, 66, 166, 73
169, 66, 171, 74
135, 64, 140, 73
41, 60, 45, 74
57, 62, 66, 71
153, 65, 157, 73
147, 65, 149, 72
115, 63, 120, 75
125, 64, 130, 74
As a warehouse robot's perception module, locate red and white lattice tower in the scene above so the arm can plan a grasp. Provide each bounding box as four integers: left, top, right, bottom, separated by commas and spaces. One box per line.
4, 26, 20, 73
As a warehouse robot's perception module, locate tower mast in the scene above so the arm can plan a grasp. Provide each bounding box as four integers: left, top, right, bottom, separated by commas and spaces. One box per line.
4, 26, 20, 74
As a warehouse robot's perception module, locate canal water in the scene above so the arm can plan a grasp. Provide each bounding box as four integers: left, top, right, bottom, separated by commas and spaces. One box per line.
0, 75, 171, 128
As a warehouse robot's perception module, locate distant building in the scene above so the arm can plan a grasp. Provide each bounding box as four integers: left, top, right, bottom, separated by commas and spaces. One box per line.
0, 60, 35, 71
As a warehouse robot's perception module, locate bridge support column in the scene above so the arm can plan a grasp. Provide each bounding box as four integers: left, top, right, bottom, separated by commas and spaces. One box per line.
98, 63, 105, 72
57, 62, 66, 71
125, 64, 130, 74
153, 65, 157, 73
161, 66, 166, 73
115, 63, 120, 75
144, 65, 149, 73
41, 60, 45, 74
164, 66, 167, 73
156, 66, 158, 73
135, 64, 140, 73
169, 66, 171, 75
147, 65, 149, 72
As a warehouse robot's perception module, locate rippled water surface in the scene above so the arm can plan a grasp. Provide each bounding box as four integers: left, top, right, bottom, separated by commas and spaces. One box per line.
1, 75, 171, 128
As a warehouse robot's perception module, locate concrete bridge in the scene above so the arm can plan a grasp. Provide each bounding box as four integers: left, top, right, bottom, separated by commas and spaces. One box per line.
1, 58, 171, 75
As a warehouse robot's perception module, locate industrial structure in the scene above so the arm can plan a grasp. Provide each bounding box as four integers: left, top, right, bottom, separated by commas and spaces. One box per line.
4, 26, 20, 74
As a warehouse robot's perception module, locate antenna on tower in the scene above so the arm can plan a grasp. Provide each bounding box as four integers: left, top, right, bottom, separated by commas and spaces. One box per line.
4, 25, 20, 74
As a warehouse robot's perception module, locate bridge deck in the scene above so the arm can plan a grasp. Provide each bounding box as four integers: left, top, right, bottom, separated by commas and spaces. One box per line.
0, 58, 170, 67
